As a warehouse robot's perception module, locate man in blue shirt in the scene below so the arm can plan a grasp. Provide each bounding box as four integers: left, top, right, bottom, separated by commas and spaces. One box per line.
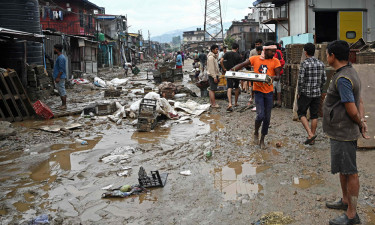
53, 44, 67, 110
323, 40, 369, 225
176, 51, 183, 69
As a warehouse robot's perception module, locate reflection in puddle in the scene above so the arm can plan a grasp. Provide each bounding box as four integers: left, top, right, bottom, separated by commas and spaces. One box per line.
213, 161, 269, 201
30, 137, 102, 182
139, 191, 158, 204
13, 116, 71, 129
293, 172, 324, 189
131, 126, 170, 144
3, 136, 102, 213
200, 114, 224, 132
131, 114, 223, 144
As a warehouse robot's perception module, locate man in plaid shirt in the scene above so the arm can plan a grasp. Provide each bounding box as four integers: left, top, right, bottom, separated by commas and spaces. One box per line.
297, 43, 326, 145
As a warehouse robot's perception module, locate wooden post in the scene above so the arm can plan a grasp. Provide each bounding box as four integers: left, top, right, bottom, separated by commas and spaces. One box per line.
22, 41, 27, 87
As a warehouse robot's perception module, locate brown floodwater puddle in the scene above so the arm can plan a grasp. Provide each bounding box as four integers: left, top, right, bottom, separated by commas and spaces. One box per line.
13, 116, 71, 129
3, 136, 102, 213
13, 201, 33, 212
131, 114, 223, 144
31, 136, 102, 182
365, 206, 375, 224
200, 114, 224, 132
292, 171, 324, 189
213, 161, 270, 201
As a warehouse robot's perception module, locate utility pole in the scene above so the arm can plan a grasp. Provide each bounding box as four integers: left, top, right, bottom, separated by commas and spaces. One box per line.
204, 0, 224, 46
148, 30, 151, 58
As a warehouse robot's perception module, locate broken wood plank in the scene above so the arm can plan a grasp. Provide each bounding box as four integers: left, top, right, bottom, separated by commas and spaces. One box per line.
353, 64, 375, 149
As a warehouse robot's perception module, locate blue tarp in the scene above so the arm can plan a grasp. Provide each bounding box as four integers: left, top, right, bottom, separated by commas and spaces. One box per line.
253, 0, 264, 6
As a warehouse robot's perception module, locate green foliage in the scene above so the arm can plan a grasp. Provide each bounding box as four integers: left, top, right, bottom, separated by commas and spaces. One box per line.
224, 36, 236, 49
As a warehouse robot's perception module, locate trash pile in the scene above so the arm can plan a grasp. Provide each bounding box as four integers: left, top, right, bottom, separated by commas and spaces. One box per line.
102, 184, 147, 198
101, 167, 168, 198
152, 61, 183, 84
99, 146, 135, 165
93, 77, 129, 88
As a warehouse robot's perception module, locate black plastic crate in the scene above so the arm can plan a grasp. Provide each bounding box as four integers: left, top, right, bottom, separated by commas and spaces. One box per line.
83, 104, 96, 115
138, 167, 168, 188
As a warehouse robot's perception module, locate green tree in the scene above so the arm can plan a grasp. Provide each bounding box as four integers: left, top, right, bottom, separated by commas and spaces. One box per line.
224, 36, 236, 49
172, 36, 181, 45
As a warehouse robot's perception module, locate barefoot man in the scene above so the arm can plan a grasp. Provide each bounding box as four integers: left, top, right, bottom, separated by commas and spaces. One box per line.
232, 42, 281, 149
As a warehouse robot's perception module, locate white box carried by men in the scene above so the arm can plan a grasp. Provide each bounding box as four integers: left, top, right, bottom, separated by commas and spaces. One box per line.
224, 71, 272, 85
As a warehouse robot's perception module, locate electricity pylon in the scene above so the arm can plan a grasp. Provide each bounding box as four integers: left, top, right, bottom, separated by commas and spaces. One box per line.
204, 0, 224, 44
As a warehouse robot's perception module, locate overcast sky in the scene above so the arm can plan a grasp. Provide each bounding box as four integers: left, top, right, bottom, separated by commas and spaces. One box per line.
90, 0, 255, 36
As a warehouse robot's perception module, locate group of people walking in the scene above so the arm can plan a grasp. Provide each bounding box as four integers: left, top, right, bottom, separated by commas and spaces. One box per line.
202, 39, 369, 225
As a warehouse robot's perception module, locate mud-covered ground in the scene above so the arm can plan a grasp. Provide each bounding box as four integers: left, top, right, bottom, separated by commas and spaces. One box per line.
0, 59, 374, 225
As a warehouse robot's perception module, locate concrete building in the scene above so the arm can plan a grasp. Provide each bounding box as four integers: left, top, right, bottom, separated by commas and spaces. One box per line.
226, 19, 260, 40
225, 18, 275, 51
248, 3, 276, 33
183, 28, 205, 44
253, 0, 375, 45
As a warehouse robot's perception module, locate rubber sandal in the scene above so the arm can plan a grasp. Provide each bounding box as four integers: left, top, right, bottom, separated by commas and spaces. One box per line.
304, 135, 317, 145
211, 104, 220, 108
226, 106, 233, 112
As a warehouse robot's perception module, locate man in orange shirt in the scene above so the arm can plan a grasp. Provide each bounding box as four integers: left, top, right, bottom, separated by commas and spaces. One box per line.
232, 42, 282, 149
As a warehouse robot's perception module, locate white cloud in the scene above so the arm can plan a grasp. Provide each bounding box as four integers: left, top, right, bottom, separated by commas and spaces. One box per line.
90, 0, 255, 36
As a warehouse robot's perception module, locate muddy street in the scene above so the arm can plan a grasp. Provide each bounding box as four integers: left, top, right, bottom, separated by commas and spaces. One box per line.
0, 59, 374, 225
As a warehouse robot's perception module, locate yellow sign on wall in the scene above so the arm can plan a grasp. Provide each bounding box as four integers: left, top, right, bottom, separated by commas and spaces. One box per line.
339, 11, 363, 43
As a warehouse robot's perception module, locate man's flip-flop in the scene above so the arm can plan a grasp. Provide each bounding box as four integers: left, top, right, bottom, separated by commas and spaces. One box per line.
211, 104, 220, 108
304, 135, 317, 145
226, 106, 233, 112
238, 105, 251, 113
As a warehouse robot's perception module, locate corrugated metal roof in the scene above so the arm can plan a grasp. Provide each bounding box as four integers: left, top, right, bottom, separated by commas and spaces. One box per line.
0, 27, 44, 42
82, 0, 103, 10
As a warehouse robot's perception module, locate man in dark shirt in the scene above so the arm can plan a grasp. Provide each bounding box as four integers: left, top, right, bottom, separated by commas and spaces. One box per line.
220, 43, 243, 111
199, 50, 207, 71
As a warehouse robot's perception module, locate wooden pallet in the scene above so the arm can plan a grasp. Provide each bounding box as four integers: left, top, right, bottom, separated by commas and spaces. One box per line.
0, 69, 34, 122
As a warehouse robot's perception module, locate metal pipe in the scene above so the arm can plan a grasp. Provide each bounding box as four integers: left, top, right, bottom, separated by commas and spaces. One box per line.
305, 0, 309, 33
288, 0, 290, 36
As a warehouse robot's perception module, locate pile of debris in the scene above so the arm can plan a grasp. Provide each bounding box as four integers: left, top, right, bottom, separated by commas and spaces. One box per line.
26, 64, 53, 101
153, 61, 183, 84
349, 38, 375, 64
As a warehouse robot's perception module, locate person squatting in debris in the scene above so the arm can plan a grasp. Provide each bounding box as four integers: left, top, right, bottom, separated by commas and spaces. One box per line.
220, 43, 243, 112
207, 44, 221, 108
53, 44, 67, 110
124, 62, 133, 76
232, 42, 281, 149
298, 43, 326, 145
176, 51, 183, 69
323, 40, 370, 225
193, 58, 201, 80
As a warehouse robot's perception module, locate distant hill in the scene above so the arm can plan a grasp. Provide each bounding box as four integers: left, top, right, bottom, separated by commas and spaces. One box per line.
151, 22, 232, 43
